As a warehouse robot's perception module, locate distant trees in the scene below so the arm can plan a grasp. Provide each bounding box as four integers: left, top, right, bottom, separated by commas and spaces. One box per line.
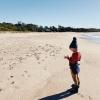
15, 22, 26, 31
25, 24, 38, 32
38, 26, 44, 32
0, 22, 17, 31
49, 26, 58, 32
0, 22, 100, 32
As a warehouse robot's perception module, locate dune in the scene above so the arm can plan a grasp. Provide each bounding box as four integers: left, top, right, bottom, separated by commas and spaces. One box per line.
0, 32, 100, 100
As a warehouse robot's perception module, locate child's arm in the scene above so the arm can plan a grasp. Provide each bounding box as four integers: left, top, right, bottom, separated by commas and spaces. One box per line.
64, 55, 70, 60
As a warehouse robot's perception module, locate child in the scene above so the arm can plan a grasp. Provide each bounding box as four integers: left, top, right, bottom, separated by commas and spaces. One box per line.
64, 37, 81, 93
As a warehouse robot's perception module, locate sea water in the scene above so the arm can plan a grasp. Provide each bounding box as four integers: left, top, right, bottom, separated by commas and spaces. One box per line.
80, 32, 100, 44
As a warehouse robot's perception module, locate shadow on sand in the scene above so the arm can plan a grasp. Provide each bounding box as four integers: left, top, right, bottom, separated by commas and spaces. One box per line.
39, 87, 77, 100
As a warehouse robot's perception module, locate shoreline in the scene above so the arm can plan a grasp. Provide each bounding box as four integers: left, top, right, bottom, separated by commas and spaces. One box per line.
80, 32, 100, 44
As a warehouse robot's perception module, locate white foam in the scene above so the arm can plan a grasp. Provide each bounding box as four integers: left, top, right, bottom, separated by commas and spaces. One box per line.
80, 32, 100, 44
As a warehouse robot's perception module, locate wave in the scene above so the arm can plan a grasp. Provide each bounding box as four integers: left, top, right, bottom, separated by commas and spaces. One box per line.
80, 32, 100, 44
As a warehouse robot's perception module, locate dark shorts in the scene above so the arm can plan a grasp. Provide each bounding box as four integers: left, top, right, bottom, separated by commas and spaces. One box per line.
70, 63, 80, 74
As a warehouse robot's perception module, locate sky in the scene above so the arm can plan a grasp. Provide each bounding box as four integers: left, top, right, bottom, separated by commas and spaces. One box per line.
0, 0, 100, 28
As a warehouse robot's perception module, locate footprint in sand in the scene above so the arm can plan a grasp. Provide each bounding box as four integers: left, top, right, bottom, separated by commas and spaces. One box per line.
11, 63, 16, 66
49, 51, 56, 56
45, 56, 47, 58
10, 76, 14, 78
37, 62, 41, 64
41, 47, 45, 50
0, 57, 3, 62
45, 44, 49, 47
27, 74, 31, 77
9, 67, 14, 70
3, 51, 7, 54
45, 49, 50, 52
38, 45, 42, 48
8, 63, 16, 69
0, 89, 2, 92
2, 62, 7, 65
41, 59, 45, 62
24, 70, 28, 73
36, 57, 40, 60
78, 93, 93, 100
34, 53, 40, 60
9, 65, 14, 70
44, 67, 47, 70
21, 74, 25, 77
11, 81, 15, 85
78, 93, 84, 98
88, 96, 93, 100
18, 57, 24, 63
50, 54, 56, 56
21, 71, 31, 78
14, 86, 19, 89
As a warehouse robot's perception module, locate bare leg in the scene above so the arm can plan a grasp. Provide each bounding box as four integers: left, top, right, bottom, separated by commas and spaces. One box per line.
71, 70, 78, 85
71, 71, 79, 93
77, 75, 80, 86
74, 74, 78, 85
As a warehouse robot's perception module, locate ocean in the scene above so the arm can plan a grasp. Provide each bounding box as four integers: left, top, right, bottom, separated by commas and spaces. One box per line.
80, 32, 100, 44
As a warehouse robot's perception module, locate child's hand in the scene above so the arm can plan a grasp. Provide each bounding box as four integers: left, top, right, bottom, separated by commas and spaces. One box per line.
64, 55, 69, 59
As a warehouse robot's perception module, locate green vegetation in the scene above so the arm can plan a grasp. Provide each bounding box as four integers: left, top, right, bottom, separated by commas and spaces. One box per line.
0, 22, 100, 32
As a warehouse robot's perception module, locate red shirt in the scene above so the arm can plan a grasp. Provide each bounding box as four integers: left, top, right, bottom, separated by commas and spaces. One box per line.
68, 52, 81, 64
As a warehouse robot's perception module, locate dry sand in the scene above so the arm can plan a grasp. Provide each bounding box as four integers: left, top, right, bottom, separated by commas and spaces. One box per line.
0, 32, 100, 100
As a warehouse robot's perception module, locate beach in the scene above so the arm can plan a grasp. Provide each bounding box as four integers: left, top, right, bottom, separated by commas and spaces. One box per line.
0, 32, 100, 100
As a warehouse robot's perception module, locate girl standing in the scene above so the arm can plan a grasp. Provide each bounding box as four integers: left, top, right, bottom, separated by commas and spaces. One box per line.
64, 37, 81, 93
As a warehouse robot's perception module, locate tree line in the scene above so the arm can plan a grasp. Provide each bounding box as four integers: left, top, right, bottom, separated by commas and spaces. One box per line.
0, 22, 100, 32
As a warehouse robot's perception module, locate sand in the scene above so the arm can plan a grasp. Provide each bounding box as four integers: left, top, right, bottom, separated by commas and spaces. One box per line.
0, 32, 100, 100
